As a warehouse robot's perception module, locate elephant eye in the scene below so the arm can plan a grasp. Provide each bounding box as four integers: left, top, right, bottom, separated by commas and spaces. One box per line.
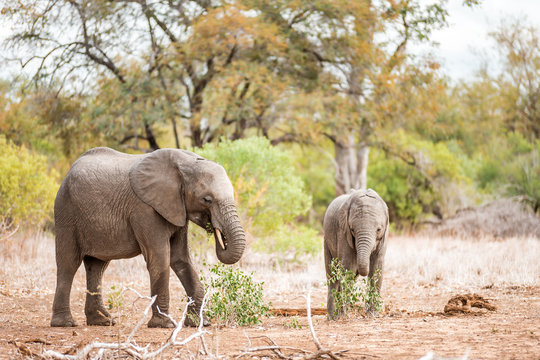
203, 196, 213, 204
377, 226, 382, 233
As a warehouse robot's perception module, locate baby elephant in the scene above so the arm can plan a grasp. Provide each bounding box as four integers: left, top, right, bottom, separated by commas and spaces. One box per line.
323, 189, 389, 319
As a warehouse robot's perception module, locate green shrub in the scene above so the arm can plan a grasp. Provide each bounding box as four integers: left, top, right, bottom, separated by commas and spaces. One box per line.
200, 263, 270, 326
251, 224, 321, 257
0, 136, 58, 227
327, 259, 383, 318
368, 148, 435, 226
287, 143, 335, 228
369, 130, 471, 226
473, 133, 540, 213
197, 137, 316, 255
197, 137, 311, 233
505, 143, 540, 213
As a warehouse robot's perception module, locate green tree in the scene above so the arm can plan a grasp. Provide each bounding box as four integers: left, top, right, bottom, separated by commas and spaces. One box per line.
490, 20, 540, 140
1, 0, 290, 149
0, 136, 59, 228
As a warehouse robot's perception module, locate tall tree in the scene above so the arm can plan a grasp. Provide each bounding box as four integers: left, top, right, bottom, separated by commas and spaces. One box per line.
490, 20, 540, 140
254, 0, 450, 195
1, 0, 289, 149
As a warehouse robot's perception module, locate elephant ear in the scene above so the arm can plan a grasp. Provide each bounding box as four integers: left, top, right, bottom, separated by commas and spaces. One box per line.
129, 149, 186, 227
338, 196, 354, 249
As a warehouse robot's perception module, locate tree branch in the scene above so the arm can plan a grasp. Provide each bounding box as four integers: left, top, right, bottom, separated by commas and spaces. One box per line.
69, 0, 125, 83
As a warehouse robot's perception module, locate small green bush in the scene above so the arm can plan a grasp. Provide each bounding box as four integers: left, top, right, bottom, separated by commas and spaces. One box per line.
201, 263, 270, 326
327, 259, 383, 318
506, 143, 540, 213
473, 133, 540, 213
0, 136, 58, 227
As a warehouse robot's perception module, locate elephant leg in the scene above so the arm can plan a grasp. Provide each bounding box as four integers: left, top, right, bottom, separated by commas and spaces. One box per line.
169, 228, 209, 327
327, 277, 341, 320
131, 217, 175, 328
140, 244, 174, 328
369, 252, 385, 292
146, 263, 174, 328
324, 243, 340, 320
366, 251, 385, 314
83, 256, 114, 326
51, 229, 82, 327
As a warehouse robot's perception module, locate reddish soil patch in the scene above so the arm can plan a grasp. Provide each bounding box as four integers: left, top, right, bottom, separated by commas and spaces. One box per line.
1, 281, 539, 359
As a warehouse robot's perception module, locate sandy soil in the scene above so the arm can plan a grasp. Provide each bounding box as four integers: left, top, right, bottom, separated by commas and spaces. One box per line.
1, 272, 538, 359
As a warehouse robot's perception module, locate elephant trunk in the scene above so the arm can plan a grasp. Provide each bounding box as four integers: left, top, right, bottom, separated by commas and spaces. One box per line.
356, 230, 375, 277
214, 201, 246, 264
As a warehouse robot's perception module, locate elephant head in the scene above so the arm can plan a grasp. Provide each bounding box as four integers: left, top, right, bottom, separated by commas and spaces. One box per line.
129, 149, 246, 264
340, 189, 389, 276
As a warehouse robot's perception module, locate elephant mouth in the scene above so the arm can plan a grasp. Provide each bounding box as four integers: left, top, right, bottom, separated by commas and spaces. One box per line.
214, 228, 228, 250
206, 221, 228, 251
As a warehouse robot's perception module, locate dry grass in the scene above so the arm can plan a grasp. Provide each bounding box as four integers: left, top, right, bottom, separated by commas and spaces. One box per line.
1, 232, 538, 300
385, 235, 540, 290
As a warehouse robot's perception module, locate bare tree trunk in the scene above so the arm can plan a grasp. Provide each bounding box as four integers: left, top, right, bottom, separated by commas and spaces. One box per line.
357, 143, 369, 190
171, 117, 180, 148
144, 123, 160, 150
334, 134, 369, 196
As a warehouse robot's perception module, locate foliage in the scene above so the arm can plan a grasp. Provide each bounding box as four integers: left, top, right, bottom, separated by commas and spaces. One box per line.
368, 130, 470, 226
0, 136, 59, 227
327, 259, 383, 318
289, 143, 336, 227
251, 224, 321, 258
504, 141, 540, 213
197, 137, 312, 233
489, 20, 540, 141
284, 316, 302, 329
200, 263, 270, 326
470, 132, 540, 213
106, 285, 125, 312
1, 0, 538, 235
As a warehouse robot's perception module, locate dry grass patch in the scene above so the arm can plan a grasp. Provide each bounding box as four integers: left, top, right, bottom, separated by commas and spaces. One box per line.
385, 235, 540, 290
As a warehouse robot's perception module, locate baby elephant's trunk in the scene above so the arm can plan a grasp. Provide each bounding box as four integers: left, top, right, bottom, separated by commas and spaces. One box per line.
356, 231, 374, 276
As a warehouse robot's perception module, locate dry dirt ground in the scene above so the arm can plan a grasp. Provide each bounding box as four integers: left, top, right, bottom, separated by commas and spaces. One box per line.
1, 236, 539, 359
1, 274, 539, 359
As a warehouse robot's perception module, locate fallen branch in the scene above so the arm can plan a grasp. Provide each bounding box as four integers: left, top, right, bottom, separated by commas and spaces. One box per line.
271, 308, 327, 316
236, 288, 347, 360
42, 288, 209, 359
10, 340, 45, 359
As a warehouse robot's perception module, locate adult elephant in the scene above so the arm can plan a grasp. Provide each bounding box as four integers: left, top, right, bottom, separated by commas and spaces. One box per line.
323, 189, 389, 319
51, 147, 246, 328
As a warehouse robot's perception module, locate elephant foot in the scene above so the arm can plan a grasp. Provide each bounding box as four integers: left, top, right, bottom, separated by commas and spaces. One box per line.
86, 309, 116, 326
184, 311, 210, 327
365, 306, 380, 318
51, 312, 78, 327
326, 308, 344, 321
147, 314, 175, 328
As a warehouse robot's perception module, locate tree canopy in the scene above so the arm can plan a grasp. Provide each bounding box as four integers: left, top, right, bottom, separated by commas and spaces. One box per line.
2, 0, 539, 234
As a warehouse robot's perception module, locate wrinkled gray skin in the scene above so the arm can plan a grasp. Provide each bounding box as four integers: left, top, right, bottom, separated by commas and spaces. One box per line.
323, 189, 389, 319
51, 147, 246, 328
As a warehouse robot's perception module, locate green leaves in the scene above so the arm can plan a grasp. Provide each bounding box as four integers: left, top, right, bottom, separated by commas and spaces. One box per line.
0, 136, 58, 228
198, 137, 313, 246
327, 259, 383, 318
200, 263, 270, 326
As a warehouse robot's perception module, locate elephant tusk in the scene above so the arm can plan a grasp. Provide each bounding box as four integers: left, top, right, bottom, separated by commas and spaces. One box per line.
215, 228, 226, 250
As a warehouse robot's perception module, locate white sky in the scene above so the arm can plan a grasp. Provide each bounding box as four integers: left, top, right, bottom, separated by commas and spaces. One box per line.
1, 0, 539, 82
413, 0, 540, 81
